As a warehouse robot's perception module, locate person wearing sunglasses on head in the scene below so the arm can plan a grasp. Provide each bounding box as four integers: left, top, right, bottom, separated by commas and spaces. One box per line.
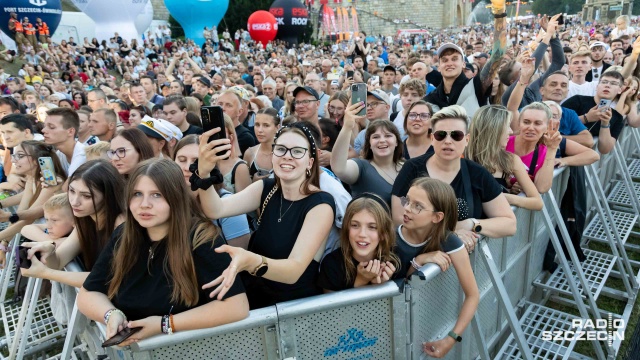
391, 105, 516, 252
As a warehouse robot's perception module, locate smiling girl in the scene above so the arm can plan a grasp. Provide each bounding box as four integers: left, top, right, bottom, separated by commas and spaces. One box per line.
318, 194, 399, 292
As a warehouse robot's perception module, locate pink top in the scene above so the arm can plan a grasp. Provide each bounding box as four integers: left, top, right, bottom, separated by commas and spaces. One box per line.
506, 136, 548, 178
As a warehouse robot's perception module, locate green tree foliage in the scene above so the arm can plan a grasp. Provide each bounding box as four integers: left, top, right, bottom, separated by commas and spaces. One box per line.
168, 15, 185, 39
531, 0, 584, 16
222, 0, 275, 34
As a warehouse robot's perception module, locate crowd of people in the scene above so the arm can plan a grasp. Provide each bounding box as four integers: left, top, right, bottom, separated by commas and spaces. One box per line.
0, 0, 638, 355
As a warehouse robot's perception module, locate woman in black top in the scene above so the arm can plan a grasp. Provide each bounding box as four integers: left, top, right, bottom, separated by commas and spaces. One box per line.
198, 123, 335, 309
318, 194, 399, 292
403, 100, 434, 160
79, 159, 248, 346
391, 105, 516, 251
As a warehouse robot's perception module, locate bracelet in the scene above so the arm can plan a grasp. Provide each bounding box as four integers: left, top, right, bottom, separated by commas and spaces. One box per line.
411, 257, 421, 271
601, 123, 611, 129
582, 114, 588, 123
104, 308, 127, 325
161, 314, 174, 335
518, 81, 528, 86
493, 12, 507, 18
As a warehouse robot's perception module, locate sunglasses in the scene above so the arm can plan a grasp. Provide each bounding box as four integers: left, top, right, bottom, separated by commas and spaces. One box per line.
433, 130, 465, 142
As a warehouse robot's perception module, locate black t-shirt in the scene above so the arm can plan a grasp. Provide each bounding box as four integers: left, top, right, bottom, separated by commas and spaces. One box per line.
391, 152, 502, 220
83, 224, 244, 320
424, 72, 488, 111
317, 249, 355, 291
561, 95, 624, 140
242, 178, 336, 309
235, 123, 257, 157
182, 124, 203, 137
393, 225, 464, 278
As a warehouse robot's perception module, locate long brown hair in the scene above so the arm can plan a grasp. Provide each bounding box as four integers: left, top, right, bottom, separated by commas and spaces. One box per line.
68, 159, 124, 270
107, 159, 220, 306
410, 178, 458, 253
340, 196, 400, 285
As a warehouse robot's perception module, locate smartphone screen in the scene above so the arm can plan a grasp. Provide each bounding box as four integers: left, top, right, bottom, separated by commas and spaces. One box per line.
102, 327, 143, 348
351, 83, 367, 117
346, 71, 354, 79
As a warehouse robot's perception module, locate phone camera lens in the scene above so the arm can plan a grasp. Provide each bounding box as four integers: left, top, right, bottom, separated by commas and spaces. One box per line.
351, 85, 357, 91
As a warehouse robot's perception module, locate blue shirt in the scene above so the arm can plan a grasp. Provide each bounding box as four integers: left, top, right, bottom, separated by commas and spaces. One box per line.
559, 107, 587, 136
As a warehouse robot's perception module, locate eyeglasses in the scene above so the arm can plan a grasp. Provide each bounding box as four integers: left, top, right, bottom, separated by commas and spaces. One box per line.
407, 112, 432, 121
10, 153, 30, 162
433, 130, 465, 142
400, 196, 437, 215
293, 99, 317, 107
272, 144, 308, 159
107, 147, 132, 160
599, 80, 620, 86
366, 102, 385, 109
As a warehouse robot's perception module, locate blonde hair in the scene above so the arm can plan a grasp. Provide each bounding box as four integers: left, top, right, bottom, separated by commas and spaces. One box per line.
43, 193, 71, 213
570, 50, 592, 62
85, 141, 111, 160
430, 105, 469, 131
466, 105, 515, 175
184, 97, 201, 115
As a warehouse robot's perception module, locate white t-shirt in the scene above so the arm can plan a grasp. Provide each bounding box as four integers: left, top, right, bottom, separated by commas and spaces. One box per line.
564, 81, 598, 103
56, 141, 86, 177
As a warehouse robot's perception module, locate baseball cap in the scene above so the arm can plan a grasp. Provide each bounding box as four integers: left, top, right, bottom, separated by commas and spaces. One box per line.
293, 86, 320, 100
197, 77, 211, 88
229, 86, 251, 101
160, 82, 170, 89
138, 116, 183, 142
590, 41, 607, 49
464, 63, 475, 72
367, 89, 391, 106
437, 43, 464, 57
383, 65, 396, 73
474, 52, 489, 59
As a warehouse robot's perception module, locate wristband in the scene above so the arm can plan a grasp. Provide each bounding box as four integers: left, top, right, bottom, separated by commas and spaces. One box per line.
188, 160, 224, 191
601, 123, 611, 129
411, 257, 421, 271
493, 12, 507, 18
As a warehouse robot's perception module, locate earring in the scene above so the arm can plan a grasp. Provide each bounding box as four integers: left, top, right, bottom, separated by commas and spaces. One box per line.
306, 168, 311, 177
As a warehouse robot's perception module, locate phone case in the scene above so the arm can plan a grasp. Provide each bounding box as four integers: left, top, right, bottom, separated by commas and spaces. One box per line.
351, 83, 367, 116
102, 327, 142, 347
38, 157, 57, 186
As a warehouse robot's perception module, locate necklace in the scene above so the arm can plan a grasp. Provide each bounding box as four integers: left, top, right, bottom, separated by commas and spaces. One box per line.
147, 242, 161, 274
371, 161, 398, 183
278, 192, 295, 222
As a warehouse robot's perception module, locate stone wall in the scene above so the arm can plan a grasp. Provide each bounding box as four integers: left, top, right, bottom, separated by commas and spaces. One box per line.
151, 0, 170, 21
324, 0, 472, 36
582, 0, 633, 22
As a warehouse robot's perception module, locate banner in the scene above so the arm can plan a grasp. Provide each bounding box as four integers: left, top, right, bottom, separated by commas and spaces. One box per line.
328, 7, 337, 35
351, 7, 359, 38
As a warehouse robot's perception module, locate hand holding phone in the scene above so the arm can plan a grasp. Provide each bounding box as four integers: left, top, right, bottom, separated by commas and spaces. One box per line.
38, 157, 58, 186
102, 327, 143, 348
350, 83, 367, 117
200, 106, 228, 150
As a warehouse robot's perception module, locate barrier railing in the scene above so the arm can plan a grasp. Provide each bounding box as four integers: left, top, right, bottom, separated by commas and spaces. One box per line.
50, 126, 640, 360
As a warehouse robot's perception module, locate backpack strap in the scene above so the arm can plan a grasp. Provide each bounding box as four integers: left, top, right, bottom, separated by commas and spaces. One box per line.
528, 145, 540, 177
230, 160, 247, 185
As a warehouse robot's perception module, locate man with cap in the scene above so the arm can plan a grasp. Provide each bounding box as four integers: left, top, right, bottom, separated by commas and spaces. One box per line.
293, 86, 321, 125
137, 116, 183, 157
262, 78, 284, 111
425, 0, 507, 118
586, 41, 611, 82
192, 75, 212, 105
473, 53, 489, 72
463, 63, 476, 79
304, 73, 329, 117
381, 65, 399, 95
160, 82, 171, 98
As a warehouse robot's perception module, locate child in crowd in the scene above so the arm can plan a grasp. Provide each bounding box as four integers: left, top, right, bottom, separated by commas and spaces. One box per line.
21, 193, 74, 245
393, 177, 478, 358
84, 141, 111, 161
318, 193, 399, 292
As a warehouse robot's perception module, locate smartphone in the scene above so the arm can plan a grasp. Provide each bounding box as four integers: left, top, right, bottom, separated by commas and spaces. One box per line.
200, 106, 227, 143
19, 247, 32, 269
346, 70, 354, 79
371, 76, 380, 87
101, 327, 143, 348
558, 14, 565, 25
351, 83, 367, 117
598, 99, 612, 111
38, 157, 57, 186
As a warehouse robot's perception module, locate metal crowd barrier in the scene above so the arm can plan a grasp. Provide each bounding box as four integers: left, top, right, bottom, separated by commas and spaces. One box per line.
49, 126, 640, 359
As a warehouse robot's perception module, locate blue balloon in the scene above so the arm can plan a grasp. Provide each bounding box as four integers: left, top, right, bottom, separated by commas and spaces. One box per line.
0, 0, 62, 41
164, 0, 229, 46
